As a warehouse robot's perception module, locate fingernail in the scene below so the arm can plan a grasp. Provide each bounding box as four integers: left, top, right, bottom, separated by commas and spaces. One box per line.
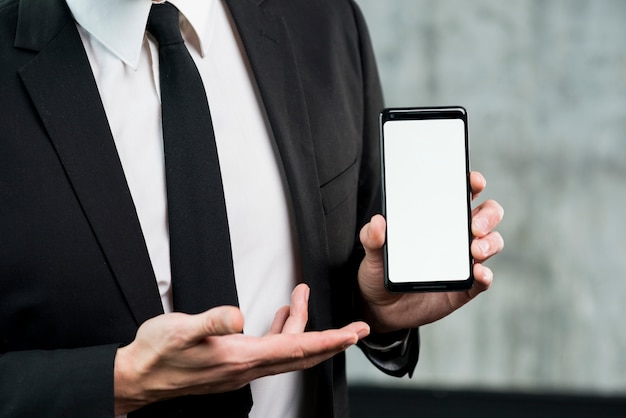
473, 217, 488, 234
357, 326, 370, 340
478, 239, 490, 256
339, 338, 354, 350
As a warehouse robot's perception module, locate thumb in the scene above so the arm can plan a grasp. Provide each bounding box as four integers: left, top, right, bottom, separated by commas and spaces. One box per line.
192, 306, 245, 340
358, 214, 387, 282
359, 214, 386, 257
358, 215, 388, 303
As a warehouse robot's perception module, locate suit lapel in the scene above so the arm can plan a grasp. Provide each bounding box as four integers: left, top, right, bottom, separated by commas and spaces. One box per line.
224, 0, 334, 327
15, 0, 163, 325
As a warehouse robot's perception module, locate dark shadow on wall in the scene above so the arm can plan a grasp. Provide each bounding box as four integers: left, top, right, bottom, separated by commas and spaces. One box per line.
348, 385, 626, 418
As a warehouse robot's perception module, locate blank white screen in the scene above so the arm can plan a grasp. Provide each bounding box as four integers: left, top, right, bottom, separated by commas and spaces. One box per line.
383, 118, 470, 283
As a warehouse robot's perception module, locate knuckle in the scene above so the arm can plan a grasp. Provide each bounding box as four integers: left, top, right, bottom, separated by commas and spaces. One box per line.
230, 359, 253, 375
289, 345, 307, 360
159, 314, 191, 346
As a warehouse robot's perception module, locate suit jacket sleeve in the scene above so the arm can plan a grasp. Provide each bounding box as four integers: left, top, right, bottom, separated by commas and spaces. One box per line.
0, 346, 117, 417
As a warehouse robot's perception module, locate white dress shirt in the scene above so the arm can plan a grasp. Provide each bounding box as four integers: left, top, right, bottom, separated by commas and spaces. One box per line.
64, 0, 304, 416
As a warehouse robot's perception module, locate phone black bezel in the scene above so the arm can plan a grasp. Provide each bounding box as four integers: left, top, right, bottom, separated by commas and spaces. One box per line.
379, 106, 474, 293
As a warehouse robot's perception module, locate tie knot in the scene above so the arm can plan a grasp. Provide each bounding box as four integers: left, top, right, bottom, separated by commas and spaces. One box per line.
147, 2, 183, 46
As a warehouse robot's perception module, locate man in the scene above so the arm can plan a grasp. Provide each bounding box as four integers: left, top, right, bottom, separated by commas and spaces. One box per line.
0, 0, 504, 417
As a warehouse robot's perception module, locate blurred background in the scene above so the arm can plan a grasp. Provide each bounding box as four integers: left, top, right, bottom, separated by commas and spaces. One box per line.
347, 0, 626, 414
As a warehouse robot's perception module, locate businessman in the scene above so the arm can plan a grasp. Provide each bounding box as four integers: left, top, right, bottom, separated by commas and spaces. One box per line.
0, 0, 504, 417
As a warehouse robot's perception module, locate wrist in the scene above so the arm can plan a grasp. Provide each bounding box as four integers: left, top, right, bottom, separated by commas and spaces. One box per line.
358, 296, 402, 334
114, 345, 149, 415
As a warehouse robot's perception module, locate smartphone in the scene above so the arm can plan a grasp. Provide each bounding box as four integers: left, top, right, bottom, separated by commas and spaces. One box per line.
380, 106, 473, 292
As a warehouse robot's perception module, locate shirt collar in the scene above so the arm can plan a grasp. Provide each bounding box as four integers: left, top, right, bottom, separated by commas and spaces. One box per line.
65, 0, 214, 69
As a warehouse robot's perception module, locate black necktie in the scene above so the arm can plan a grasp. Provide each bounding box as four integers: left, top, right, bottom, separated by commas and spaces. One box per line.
130, 3, 252, 417
148, 2, 239, 314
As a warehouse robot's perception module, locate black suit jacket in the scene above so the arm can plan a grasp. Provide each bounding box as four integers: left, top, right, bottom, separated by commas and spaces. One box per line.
0, 0, 418, 416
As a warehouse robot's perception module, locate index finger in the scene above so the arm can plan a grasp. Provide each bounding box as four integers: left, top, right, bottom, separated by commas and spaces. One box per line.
470, 171, 486, 200
471, 199, 504, 238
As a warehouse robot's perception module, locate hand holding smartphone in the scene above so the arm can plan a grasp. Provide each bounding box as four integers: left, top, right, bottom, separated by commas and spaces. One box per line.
380, 106, 473, 292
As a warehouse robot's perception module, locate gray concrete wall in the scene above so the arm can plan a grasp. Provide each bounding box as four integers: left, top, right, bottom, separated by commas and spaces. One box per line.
347, 0, 626, 396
